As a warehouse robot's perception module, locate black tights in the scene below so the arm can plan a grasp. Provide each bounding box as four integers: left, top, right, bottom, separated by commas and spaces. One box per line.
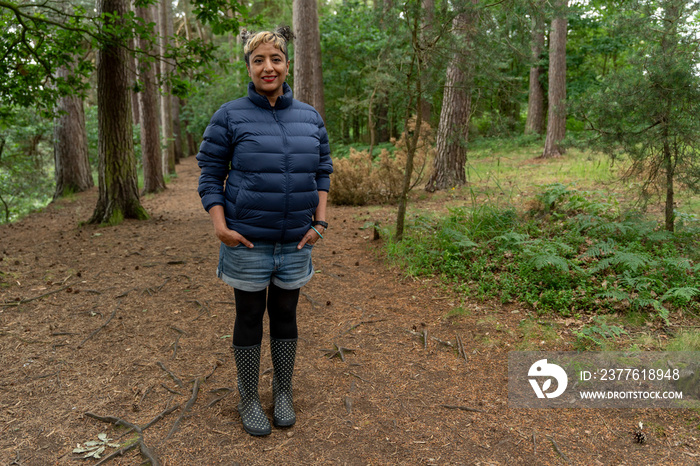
232, 284, 300, 347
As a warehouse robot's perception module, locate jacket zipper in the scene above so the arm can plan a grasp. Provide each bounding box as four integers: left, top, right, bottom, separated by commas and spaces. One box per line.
272, 107, 290, 242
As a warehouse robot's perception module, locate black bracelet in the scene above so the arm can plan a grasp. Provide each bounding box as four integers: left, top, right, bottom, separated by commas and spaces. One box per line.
312, 220, 328, 229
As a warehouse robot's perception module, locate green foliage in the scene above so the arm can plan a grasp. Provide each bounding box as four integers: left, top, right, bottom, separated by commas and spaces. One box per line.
385, 185, 700, 321
578, 0, 700, 231
0, 108, 54, 223
575, 316, 628, 349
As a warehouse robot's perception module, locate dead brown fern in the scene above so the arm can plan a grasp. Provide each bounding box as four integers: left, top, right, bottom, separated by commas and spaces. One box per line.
330, 120, 434, 206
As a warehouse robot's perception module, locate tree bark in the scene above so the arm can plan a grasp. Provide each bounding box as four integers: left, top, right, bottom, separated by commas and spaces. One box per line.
525, 4, 545, 135
53, 66, 93, 200
425, 10, 472, 192
541, 0, 568, 158
90, 0, 148, 225
136, 3, 165, 194
293, 0, 325, 121
159, 0, 176, 174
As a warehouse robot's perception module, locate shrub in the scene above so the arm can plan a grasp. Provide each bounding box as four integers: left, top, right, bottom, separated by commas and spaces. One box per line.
330, 120, 434, 205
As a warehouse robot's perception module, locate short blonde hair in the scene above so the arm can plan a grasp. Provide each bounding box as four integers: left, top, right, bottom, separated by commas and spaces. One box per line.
242, 27, 294, 65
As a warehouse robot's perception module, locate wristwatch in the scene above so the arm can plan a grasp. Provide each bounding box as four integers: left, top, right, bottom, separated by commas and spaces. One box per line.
312, 220, 328, 229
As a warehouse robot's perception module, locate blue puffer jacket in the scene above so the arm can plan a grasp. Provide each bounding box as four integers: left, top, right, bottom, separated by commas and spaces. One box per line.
197, 82, 333, 243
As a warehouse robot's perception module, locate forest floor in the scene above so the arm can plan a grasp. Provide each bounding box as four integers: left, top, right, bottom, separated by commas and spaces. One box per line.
1, 156, 699, 466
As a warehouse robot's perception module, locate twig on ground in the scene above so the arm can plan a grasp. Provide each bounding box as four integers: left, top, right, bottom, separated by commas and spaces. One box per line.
206, 388, 233, 408
160, 383, 183, 396
321, 343, 355, 362
440, 404, 486, 413
86, 405, 179, 466
163, 377, 201, 441
203, 362, 220, 381
191, 300, 210, 321
456, 334, 468, 363
533, 432, 537, 454
1, 285, 71, 307
339, 318, 386, 337
346, 371, 374, 387
115, 288, 136, 298
301, 291, 321, 310
77, 309, 117, 349
547, 435, 570, 464
157, 362, 185, 389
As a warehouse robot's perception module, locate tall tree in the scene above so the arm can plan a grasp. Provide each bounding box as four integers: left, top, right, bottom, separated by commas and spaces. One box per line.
541, 0, 568, 158
159, 0, 176, 174
293, 0, 325, 120
136, 2, 165, 194
89, 0, 148, 224
53, 65, 93, 199
524, 2, 545, 135
425, 7, 474, 192
582, 0, 700, 231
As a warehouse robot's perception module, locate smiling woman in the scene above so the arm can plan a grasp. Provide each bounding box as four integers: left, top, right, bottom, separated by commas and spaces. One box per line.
243, 31, 291, 106
196, 26, 333, 437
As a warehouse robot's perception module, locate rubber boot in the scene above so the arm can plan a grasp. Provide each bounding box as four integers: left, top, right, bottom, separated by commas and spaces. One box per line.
233, 344, 271, 436
270, 338, 297, 427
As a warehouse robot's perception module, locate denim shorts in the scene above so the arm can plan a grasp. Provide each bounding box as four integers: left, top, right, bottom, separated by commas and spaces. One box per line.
217, 241, 314, 292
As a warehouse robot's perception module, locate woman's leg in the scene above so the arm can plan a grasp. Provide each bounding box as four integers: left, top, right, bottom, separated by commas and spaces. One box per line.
267, 284, 299, 340
232, 288, 270, 436
267, 284, 299, 427
232, 288, 267, 346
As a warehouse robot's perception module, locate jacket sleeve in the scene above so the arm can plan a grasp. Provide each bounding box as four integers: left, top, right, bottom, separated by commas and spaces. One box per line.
315, 115, 333, 192
196, 106, 232, 212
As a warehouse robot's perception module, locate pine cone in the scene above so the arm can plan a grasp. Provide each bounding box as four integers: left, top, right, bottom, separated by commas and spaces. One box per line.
633, 428, 647, 444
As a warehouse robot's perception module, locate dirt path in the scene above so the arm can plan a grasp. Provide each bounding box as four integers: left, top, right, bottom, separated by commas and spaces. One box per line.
1, 156, 698, 465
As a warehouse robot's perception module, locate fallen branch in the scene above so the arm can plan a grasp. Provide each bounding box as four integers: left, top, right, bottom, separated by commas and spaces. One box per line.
77, 309, 117, 349
157, 362, 185, 389
0, 285, 71, 307
163, 377, 201, 441
455, 334, 468, 363
85, 405, 178, 466
440, 404, 486, 413
547, 435, 570, 464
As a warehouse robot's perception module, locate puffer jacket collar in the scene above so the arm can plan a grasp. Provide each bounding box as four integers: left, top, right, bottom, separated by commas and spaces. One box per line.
247, 82, 293, 110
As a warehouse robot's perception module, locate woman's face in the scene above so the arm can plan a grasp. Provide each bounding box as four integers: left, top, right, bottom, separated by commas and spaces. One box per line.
247, 41, 289, 104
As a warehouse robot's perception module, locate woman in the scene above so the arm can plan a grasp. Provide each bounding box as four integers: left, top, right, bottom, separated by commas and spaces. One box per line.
196, 27, 332, 436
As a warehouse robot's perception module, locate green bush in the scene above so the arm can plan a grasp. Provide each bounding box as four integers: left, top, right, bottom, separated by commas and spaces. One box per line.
385, 184, 700, 321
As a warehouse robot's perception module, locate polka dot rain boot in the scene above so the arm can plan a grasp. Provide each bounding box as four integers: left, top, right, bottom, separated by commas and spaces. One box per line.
270, 338, 297, 427
233, 344, 271, 436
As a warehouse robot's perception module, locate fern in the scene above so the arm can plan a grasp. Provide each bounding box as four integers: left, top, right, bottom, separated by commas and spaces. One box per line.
597, 289, 630, 301
488, 232, 529, 248
530, 253, 570, 272
661, 287, 700, 304
580, 239, 617, 259
590, 251, 653, 274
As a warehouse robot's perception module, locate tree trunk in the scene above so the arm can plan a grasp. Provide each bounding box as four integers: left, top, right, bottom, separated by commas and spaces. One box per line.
425, 10, 472, 192
136, 3, 166, 194
419, 0, 435, 124
90, 0, 148, 225
293, 0, 325, 121
159, 0, 176, 174
53, 66, 93, 200
664, 139, 675, 232
541, 0, 568, 158
525, 5, 545, 135
172, 95, 184, 161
